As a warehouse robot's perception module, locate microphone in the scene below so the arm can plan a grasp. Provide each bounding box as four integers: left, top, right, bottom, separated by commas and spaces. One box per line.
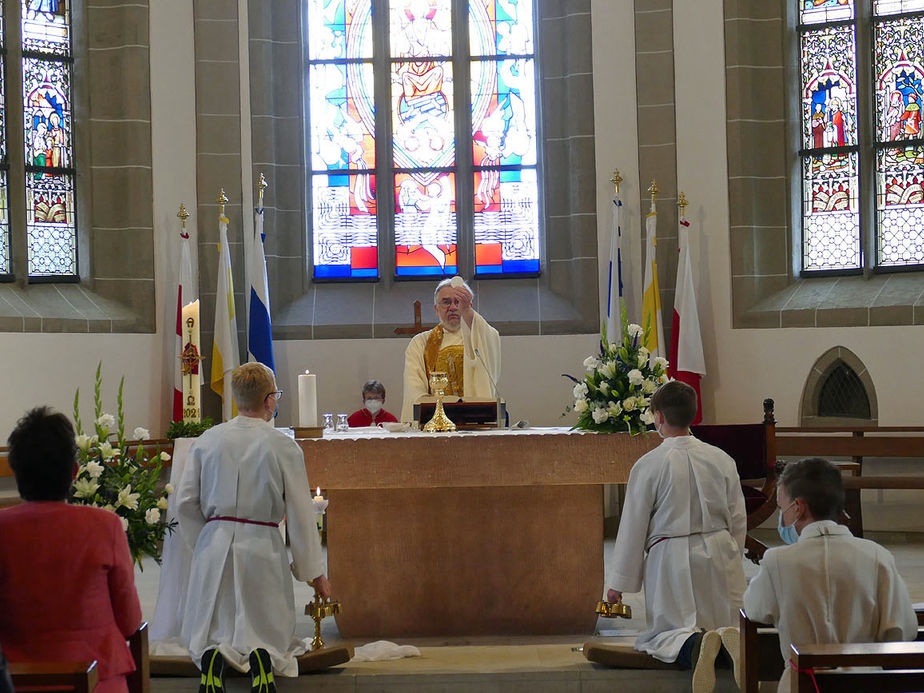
473, 347, 504, 429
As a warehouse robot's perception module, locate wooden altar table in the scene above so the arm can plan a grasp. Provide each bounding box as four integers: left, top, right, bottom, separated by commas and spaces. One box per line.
301, 428, 658, 638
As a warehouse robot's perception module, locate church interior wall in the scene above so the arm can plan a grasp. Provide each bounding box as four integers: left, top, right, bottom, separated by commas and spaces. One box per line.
1, 1, 922, 439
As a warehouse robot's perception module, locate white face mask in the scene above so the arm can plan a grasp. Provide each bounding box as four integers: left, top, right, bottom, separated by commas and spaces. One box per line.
365, 399, 383, 415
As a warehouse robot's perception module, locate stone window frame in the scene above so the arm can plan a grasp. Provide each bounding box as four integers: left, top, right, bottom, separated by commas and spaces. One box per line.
244, 0, 600, 341
724, 0, 924, 329
0, 0, 155, 334
799, 345, 877, 427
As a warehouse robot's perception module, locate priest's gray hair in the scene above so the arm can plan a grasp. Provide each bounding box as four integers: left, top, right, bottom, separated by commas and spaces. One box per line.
232, 362, 276, 411
434, 276, 473, 304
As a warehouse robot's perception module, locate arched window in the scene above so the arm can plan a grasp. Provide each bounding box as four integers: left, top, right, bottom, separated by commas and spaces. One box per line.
798, 0, 924, 273
0, 0, 76, 281
305, 0, 541, 280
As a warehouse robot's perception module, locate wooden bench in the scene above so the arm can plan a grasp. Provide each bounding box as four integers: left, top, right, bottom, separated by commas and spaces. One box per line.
9, 623, 148, 693
775, 427, 924, 537
790, 641, 924, 692
741, 609, 924, 693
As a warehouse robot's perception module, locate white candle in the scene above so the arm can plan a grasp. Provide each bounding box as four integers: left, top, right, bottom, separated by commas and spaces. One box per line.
298, 371, 318, 427
181, 299, 201, 423
314, 487, 323, 502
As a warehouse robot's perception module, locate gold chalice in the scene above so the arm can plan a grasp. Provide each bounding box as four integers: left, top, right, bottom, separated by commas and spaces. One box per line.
595, 598, 632, 619
423, 370, 456, 432
305, 581, 342, 651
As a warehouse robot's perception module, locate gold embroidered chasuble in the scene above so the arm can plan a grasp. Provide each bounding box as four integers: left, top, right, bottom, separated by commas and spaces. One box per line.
423, 323, 465, 395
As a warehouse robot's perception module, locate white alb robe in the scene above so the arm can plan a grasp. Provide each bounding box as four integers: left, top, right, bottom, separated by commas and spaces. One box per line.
177, 416, 325, 676
608, 435, 747, 662
400, 309, 501, 422
743, 520, 917, 693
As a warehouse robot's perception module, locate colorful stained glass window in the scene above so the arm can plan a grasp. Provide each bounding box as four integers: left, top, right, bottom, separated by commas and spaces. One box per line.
874, 16, 924, 143
307, 0, 541, 281
0, 0, 8, 276
800, 26, 857, 150
800, 0, 853, 25
802, 153, 861, 270
877, 147, 924, 266
22, 0, 76, 278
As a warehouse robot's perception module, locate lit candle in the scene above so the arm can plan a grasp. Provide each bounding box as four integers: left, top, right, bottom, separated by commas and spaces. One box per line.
298, 371, 318, 427
314, 487, 323, 502
180, 299, 201, 422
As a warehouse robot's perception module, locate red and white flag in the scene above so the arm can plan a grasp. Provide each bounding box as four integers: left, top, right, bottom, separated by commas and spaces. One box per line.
669, 216, 706, 424
173, 229, 195, 421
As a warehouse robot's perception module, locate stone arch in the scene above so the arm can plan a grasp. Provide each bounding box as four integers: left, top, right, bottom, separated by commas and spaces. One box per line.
800, 346, 878, 427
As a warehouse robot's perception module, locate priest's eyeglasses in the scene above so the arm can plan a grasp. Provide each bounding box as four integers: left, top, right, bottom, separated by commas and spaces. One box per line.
266, 389, 283, 401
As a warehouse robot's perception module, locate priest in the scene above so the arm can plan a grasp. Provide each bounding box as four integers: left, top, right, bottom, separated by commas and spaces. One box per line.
400, 276, 501, 422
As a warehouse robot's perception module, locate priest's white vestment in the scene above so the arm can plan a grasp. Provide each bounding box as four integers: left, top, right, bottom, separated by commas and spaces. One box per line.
608, 435, 747, 662
400, 309, 501, 422
176, 416, 325, 676
743, 520, 917, 693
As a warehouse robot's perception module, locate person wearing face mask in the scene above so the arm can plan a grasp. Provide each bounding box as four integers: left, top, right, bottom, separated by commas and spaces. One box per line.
597, 380, 747, 693
400, 276, 500, 423
176, 362, 332, 693
347, 380, 399, 427
743, 457, 916, 693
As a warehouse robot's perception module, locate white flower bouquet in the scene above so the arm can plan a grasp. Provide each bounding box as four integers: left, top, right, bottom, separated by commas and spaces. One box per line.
70, 363, 176, 567
565, 315, 669, 434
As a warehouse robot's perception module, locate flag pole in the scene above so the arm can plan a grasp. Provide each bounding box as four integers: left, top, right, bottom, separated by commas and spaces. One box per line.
648, 178, 658, 211
677, 191, 688, 222
257, 172, 267, 212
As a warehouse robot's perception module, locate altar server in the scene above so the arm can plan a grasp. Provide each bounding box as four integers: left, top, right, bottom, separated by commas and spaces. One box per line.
400, 276, 501, 422
0, 407, 142, 693
178, 362, 331, 693
744, 457, 917, 693
605, 380, 746, 692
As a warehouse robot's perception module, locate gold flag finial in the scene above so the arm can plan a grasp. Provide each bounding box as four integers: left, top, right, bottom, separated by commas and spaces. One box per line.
648, 179, 658, 207
217, 188, 229, 218
257, 173, 268, 209
610, 169, 623, 196
177, 203, 189, 229
678, 191, 688, 219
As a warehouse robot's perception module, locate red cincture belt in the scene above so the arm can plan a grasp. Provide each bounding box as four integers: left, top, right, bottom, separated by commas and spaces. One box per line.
207, 516, 278, 528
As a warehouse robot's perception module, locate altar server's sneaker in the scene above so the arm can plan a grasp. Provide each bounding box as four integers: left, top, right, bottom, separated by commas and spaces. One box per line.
717, 625, 741, 690
199, 648, 225, 693
692, 630, 721, 693
249, 648, 276, 693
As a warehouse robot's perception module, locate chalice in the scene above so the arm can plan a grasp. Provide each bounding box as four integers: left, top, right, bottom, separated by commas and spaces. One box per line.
423, 370, 456, 432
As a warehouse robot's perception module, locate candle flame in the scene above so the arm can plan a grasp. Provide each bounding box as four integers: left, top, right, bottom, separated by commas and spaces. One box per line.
316, 487, 321, 496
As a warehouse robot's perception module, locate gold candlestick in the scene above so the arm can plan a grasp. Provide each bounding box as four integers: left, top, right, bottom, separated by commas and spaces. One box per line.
305, 582, 342, 651
423, 371, 456, 432
595, 598, 633, 619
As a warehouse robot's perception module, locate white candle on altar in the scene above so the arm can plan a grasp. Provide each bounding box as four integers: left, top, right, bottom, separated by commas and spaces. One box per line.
314, 487, 323, 502
298, 371, 318, 427
181, 299, 201, 423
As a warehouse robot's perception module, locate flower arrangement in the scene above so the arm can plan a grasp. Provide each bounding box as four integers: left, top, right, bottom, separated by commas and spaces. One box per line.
69, 363, 176, 567
564, 315, 670, 434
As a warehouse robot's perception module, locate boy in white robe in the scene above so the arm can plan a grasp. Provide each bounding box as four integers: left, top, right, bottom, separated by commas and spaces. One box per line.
599, 380, 747, 693
743, 457, 917, 693
177, 363, 332, 693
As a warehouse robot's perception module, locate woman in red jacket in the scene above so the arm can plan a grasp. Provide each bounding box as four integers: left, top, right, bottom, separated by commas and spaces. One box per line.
0, 407, 142, 693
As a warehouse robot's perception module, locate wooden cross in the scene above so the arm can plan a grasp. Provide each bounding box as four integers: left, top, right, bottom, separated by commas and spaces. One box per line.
394, 300, 431, 335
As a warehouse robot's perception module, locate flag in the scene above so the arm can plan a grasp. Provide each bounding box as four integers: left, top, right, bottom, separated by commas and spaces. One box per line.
605, 198, 624, 342
248, 206, 275, 371
211, 214, 239, 421
641, 202, 665, 357
669, 217, 706, 424
172, 229, 195, 421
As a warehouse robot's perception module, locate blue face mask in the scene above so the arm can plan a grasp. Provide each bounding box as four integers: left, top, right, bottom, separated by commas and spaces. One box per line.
777, 500, 799, 545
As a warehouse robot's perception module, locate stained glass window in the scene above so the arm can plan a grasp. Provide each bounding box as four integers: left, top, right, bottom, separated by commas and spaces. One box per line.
306, 0, 542, 280
0, 0, 9, 276
800, 0, 854, 25
22, 0, 76, 278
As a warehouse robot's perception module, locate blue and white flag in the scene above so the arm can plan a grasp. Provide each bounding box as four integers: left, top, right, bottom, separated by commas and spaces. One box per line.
247, 206, 275, 372
604, 197, 624, 342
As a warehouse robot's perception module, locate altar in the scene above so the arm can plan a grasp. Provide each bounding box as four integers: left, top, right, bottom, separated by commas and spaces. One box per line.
302, 428, 658, 638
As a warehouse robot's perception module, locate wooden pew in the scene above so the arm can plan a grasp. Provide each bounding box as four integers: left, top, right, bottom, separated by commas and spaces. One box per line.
775, 426, 924, 537
741, 609, 924, 693
790, 641, 924, 692
8, 624, 148, 693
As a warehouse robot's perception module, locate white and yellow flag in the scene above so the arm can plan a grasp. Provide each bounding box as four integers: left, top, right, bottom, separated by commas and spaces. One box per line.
211, 214, 239, 420
641, 200, 665, 358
